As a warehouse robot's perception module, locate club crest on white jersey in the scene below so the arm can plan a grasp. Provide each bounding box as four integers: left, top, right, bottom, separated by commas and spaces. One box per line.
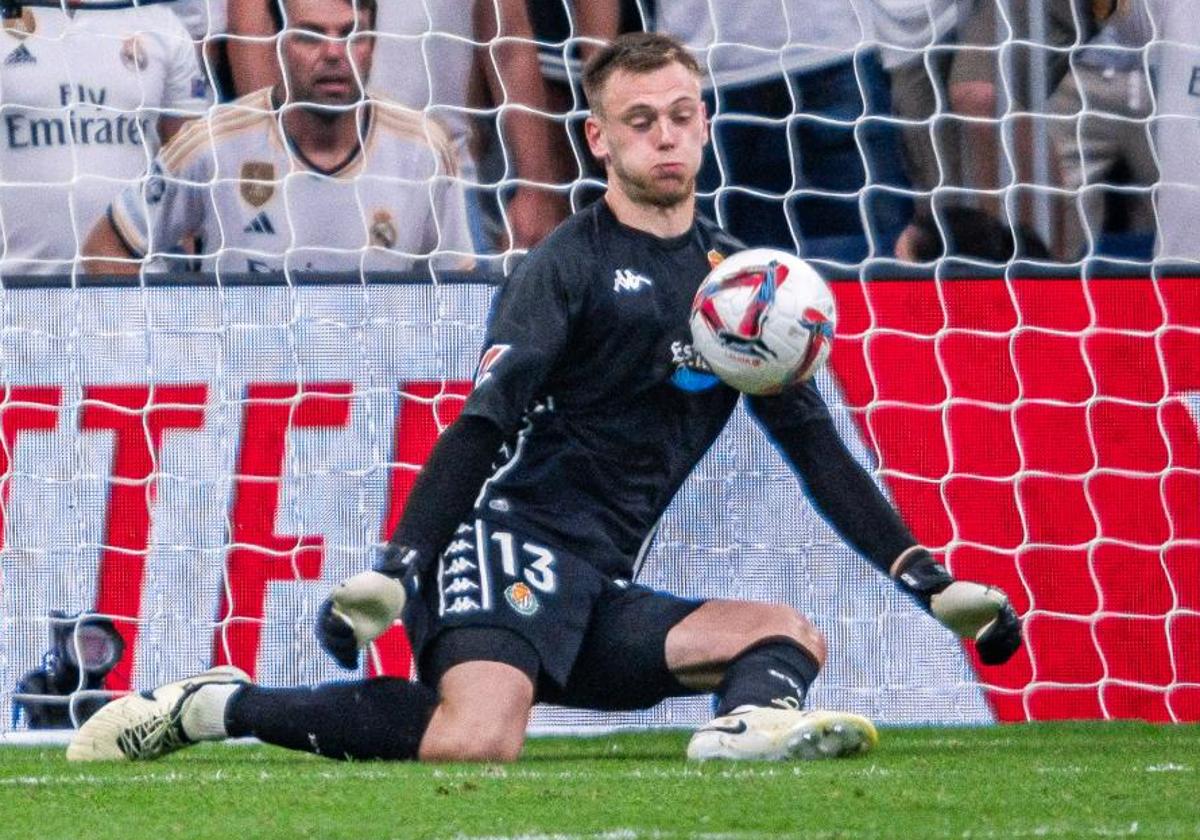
106, 89, 475, 273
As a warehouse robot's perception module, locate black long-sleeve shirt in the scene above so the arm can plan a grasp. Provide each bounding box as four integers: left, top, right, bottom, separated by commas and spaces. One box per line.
391, 200, 916, 579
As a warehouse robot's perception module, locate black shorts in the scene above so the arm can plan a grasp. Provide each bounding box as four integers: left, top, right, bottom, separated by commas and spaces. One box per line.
402, 518, 706, 711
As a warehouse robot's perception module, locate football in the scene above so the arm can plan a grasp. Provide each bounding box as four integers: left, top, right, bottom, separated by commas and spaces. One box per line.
689, 248, 837, 395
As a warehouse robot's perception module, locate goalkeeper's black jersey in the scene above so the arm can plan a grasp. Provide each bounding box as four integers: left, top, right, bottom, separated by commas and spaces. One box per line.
460, 200, 833, 578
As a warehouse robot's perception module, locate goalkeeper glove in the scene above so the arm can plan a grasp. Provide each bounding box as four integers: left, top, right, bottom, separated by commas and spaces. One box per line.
894, 548, 1023, 665
315, 545, 420, 670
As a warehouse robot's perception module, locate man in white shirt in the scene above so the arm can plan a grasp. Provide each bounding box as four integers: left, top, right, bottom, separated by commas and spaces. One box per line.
1046, 3, 1155, 260
1128, 0, 1200, 260
0, 2, 209, 275
225, 0, 567, 251
82, 0, 475, 274
868, 0, 961, 212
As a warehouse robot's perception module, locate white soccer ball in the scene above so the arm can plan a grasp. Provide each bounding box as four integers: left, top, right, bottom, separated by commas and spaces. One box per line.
689, 248, 836, 395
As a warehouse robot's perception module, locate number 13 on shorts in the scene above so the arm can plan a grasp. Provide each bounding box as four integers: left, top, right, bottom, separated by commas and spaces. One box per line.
489, 529, 558, 594
435, 520, 560, 618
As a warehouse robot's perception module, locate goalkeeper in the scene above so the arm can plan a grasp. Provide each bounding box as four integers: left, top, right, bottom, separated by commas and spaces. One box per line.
68, 32, 1021, 765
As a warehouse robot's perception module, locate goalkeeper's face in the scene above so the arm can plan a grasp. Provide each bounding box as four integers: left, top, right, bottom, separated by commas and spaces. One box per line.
587, 62, 708, 210
280, 0, 374, 110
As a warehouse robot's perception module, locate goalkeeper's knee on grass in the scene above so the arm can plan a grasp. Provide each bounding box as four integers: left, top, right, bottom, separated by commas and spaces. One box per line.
893, 547, 1022, 665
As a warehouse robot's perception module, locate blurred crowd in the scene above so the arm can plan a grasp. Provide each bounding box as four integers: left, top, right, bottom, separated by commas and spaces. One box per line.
0, 0, 1194, 274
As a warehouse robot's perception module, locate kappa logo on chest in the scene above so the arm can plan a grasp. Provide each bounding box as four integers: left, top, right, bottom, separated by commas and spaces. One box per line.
613, 268, 653, 294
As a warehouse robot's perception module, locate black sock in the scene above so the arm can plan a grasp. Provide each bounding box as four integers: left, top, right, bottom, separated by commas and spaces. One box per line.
715, 639, 821, 716
225, 677, 437, 761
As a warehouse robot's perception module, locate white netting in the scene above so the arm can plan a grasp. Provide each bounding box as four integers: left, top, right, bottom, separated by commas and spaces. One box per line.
1, 0, 1198, 734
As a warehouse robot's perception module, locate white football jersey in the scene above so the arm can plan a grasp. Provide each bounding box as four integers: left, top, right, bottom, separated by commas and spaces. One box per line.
657, 0, 867, 88
0, 5, 209, 275
171, 0, 228, 41
109, 88, 476, 273
370, 3, 476, 174
1131, 0, 1200, 260
868, 0, 958, 71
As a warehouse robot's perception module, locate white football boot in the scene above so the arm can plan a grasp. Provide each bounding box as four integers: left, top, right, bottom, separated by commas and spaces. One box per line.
66, 665, 250, 762
687, 704, 879, 761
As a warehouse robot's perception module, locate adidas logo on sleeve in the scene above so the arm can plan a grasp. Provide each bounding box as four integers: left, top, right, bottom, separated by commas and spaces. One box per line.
4, 44, 36, 66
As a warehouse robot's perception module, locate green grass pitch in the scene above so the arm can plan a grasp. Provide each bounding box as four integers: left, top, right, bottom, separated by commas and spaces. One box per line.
1, 723, 1197, 839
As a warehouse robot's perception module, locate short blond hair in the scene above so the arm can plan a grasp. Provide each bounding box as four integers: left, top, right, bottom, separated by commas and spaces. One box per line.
582, 32, 702, 116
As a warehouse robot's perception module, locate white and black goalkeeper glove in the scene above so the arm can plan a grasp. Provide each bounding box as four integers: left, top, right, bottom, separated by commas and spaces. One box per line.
316, 546, 420, 670
894, 548, 1022, 665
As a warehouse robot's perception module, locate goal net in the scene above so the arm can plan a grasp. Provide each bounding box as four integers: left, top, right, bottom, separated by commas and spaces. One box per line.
1, 0, 1197, 734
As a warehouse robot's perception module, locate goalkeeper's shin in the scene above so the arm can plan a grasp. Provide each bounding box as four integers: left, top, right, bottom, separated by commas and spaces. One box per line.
894, 548, 1022, 665
226, 678, 436, 761
316, 570, 406, 669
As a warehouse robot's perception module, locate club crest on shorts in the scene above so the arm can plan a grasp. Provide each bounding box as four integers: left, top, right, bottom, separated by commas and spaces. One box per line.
504, 582, 539, 617
240, 162, 276, 208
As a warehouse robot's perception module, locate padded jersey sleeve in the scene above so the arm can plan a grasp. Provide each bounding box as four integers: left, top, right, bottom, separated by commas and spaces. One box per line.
747, 381, 918, 573
460, 248, 580, 434
109, 131, 210, 259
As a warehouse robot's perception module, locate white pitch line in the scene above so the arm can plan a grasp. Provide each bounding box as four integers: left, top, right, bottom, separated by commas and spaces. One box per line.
0, 771, 224, 787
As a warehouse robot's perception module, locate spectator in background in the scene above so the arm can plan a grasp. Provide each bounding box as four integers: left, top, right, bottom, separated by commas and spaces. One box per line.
630, 0, 913, 260
81, 0, 474, 275
226, 0, 567, 251
1046, 3, 1155, 261
868, 0, 963, 248
894, 204, 1051, 262
172, 0, 232, 99
0, 1, 209, 275
172, 0, 227, 43
471, 0, 572, 248
529, 0, 641, 112
1121, 0, 1200, 261
527, 0, 643, 206
946, 0, 1111, 223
